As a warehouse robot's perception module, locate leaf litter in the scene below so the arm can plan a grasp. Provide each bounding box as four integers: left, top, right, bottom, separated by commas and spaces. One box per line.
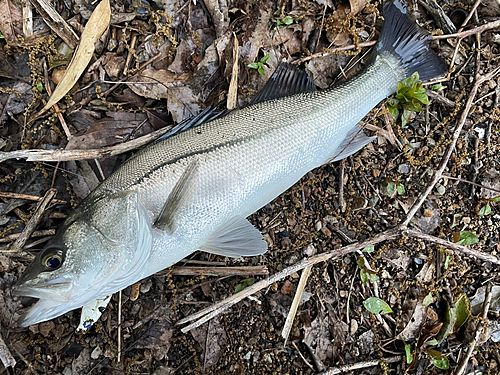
1, 0, 500, 374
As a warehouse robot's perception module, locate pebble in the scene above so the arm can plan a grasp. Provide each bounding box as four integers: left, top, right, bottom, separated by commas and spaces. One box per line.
315, 221, 322, 231
91, 346, 102, 359
243, 351, 252, 360
423, 209, 434, 217
398, 164, 410, 174
436, 185, 446, 195
350, 319, 358, 335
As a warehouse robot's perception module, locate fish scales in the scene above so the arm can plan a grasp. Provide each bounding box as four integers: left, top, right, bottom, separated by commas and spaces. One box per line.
14, 0, 447, 327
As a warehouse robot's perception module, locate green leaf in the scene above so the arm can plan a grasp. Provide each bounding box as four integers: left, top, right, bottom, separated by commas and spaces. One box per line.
0, 32, 4, 39
386, 181, 396, 196
258, 66, 264, 76
248, 62, 259, 69
36, 82, 44, 92
454, 231, 479, 246
261, 53, 271, 64
492, 196, 500, 202
360, 268, 369, 283
369, 273, 379, 282
274, 7, 282, 15
363, 297, 393, 314
404, 343, 413, 364
362, 245, 375, 253
436, 293, 471, 343
426, 338, 438, 346
431, 83, 443, 90
479, 203, 491, 216
235, 278, 254, 293
428, 349, 450, 369
356, 257, 365, 267
423, 292, 434, 306
397, 183, 405, 195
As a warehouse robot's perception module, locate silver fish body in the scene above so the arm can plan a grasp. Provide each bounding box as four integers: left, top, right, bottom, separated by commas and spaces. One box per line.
14, 0, 446, 327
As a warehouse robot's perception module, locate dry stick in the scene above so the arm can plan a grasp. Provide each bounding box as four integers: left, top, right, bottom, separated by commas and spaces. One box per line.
179, 226, 500, 332
296, 19, 500, 64
401, 66, 500, 227
0, 229, 55, 244
404, 230, 500, 265
0, 125, 175, 162
282, 264, 313, 345
10, 189, 57, 250
0, 191, 66, 205
319, 355, 403, 375
170, 265, 269, 277
117, 290, 122, 363
454, 282, 493, 375
178, 229, 402, 332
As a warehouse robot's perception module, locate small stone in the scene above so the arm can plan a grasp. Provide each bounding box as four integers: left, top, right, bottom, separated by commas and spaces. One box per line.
281, 280, 295, 295
381, 270, 391, 279
91, 346, 102, 359
107, 38, 118, 51
315, 221, 322, 231
264, 353, 273, 363
243, 351, 252, 360
372, 169, 380, 178
398, 164, 410, 174
423, 209, 434, 217
462, 217, 471, 224
436, 185, 446, 195
303, 244, 316, 256
339, 290, 348, 297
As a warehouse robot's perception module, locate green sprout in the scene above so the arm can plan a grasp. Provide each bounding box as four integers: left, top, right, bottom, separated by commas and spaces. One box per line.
382, 178, 405, 197
234, 278, 254, 293
273, 8, 294, 28
36, 82, 44, 92
386, 72, 429, 127
0, 32, 4, 39
248, 53, 271, 77
479, 195, 500, 216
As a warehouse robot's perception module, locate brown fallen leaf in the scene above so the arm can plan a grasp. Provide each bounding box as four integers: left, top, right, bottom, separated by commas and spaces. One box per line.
0, 0, 23, 41
39, 0, 111, 115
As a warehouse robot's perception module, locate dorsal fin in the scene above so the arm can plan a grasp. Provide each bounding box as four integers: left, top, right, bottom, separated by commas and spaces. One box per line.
250, 63, 316, 105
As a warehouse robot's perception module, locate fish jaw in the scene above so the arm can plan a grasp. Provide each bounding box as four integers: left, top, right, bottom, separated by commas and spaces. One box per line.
16, 297, 77, 327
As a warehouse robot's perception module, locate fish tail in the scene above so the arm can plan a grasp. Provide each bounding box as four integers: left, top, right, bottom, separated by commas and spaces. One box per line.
373, 0, 446, 81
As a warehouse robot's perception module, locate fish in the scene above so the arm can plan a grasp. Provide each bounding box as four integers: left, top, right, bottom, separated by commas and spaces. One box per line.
14, 0, 446, 327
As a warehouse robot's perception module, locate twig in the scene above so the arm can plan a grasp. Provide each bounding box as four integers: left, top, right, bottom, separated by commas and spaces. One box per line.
178, 229, 402, 332
10, 189, 57, 250
292, 342, 315, 371
0, 125, 176, 162
401, 67, 500, 227
454, 282, 493, 375
404, 230, 500, 265
0, 324, 16, 368
0, 229, 55, 244
178, 227, 499, 332
170, 266, 269, 277
339, 159, 346, 212
426, 89, 455, 107
117, 290, 122, 363
418, 0, 456, 34
319, 355, 403, 374
0, 191, 66, 205
282, 264, 313, 345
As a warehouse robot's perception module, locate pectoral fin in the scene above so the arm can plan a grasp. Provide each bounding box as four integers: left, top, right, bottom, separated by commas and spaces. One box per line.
199, 217, 268, 258
154, 160, 199, 233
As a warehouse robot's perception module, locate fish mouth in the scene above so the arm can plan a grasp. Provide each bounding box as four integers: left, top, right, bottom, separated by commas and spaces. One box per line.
13, 277, 74, 302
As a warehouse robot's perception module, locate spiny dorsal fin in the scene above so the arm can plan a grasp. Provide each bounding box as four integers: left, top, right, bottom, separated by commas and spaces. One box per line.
153, 159, 199, 233
199, 217, 268, 258
250, 63, 316, 105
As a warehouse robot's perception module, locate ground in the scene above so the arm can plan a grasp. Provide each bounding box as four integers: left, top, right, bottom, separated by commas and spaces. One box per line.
1, 0, 500, 374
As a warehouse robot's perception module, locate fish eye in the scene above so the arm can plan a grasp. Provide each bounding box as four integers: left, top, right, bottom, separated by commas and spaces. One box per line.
41, 248, 64, 270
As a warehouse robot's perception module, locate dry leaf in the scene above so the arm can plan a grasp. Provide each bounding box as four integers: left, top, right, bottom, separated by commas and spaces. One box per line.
0, 0, 22, 40
40, 0, 111, 114
349, 0, 368, 15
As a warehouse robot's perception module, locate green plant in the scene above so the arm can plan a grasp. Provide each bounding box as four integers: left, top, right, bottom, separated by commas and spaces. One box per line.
273, 8, 294, 28
386, 72, 429, 127
248, 53, 271, 77
382, 178, 405, 197
0, 32, 4, 39
479, 195, 500, 216
234, 278, 254, 293
452, 231, 479, 246
36, 82, 44, 92
356, 257, 379, 283
363, 297, 393, 314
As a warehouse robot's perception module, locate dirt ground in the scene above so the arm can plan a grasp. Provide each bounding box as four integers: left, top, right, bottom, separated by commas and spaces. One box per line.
1, 0, 500, 374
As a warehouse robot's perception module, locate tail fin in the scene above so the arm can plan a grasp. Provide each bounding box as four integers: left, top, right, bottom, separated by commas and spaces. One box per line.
373, 0, 446, 81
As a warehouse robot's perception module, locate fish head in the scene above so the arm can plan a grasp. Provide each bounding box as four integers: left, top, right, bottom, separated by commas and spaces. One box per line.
14, 191, 153, 327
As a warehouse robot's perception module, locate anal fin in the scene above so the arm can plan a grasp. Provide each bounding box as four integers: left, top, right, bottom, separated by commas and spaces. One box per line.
331, 125, 376, 162
199, 217, 268, 258
154, 160, 199, 233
